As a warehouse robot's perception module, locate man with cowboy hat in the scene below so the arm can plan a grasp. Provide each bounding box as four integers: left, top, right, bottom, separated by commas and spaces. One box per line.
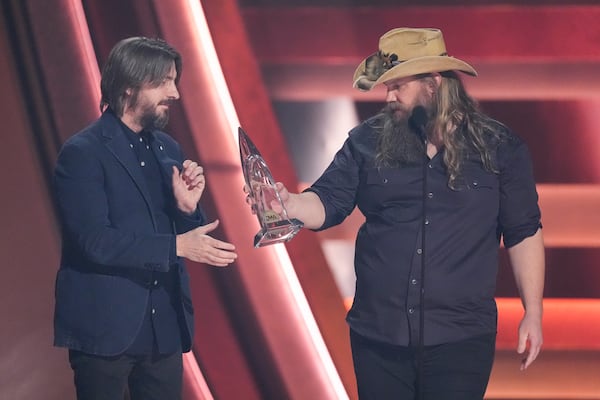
257, 27, 544, 399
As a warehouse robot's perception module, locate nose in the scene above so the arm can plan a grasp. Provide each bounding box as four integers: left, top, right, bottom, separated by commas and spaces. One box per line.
171, 86, 180, 100
169, 81, 180, 100
385, 90, 397, 103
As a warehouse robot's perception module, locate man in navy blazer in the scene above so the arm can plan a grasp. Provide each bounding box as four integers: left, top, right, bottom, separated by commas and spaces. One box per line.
53, 37, 237, 400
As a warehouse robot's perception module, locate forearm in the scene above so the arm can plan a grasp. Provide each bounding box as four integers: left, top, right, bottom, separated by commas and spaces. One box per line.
507, 228, 545, 317
172, 206, 206, 233
66, 226, 174, 271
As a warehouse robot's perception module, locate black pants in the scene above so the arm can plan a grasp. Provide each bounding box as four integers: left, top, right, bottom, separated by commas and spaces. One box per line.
68, 350, 183, 400
350, 330, 496, 400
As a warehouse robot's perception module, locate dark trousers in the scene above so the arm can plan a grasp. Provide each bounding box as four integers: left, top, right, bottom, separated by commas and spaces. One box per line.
68, 350, 183, 400
350, 330, 496, 400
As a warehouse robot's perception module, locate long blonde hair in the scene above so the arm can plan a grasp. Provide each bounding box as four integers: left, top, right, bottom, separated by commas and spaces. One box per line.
428, 71, 507, 188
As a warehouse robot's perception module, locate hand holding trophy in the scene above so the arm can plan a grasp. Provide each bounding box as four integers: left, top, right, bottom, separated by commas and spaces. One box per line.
239, 127, 303, 247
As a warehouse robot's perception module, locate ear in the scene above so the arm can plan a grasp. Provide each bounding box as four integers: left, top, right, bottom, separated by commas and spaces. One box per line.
424, 73, 443, 96
121, 88, 134, 114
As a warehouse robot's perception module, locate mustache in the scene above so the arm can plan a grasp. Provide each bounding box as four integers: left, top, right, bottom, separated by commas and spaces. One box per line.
383, 102, 412, 122
383, 101, 411, 113
384, 102, 403, 113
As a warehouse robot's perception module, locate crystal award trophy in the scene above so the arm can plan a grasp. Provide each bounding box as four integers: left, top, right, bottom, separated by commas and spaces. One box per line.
238, 127, 303, 247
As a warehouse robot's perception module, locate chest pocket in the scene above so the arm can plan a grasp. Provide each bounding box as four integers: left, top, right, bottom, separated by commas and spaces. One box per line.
364, 167, 421, 197
459, 163, 498, 189
360, 167, 422, 222
450, 166, 499, 211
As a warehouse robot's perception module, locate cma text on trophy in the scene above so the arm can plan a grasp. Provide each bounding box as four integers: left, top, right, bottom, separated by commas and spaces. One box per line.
238, 127, 303, 247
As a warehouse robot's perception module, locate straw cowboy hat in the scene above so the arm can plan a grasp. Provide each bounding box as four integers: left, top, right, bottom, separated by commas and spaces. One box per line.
353, 27, 477, 91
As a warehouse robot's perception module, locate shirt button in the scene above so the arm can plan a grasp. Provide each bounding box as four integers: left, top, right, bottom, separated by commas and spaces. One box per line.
151, 308, 156, 315
425, 219, 430, 225
139, 137, 143, 142
427, 192, 433, 198
383, 178, 388, 183
411, 279, 418, 285
416, 248, 422, 255
129, 143, 134, 148
159, 145, 164, 151
153, 280, 158, 286
408, 308, 415, 314
140, 161, 146, 167
428, 164, 433, 169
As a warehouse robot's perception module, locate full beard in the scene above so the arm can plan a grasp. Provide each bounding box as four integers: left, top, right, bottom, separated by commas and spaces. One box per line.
138, 102, 170, 131
375, 103, 428, 167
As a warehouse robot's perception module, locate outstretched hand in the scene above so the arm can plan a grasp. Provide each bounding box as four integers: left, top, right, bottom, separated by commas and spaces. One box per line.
244, 181, 323, 229
172, 160, 205, 214
176, 220, 237, 267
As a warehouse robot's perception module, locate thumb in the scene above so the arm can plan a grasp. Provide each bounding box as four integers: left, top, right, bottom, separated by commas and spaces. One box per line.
517, 333, 527, 354
172, 166, 181, 181
197, 219, 220, 234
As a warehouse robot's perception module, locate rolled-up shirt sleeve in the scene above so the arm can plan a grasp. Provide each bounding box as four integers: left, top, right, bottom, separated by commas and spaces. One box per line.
497, 137, 542, 248
304, 133, 363, 231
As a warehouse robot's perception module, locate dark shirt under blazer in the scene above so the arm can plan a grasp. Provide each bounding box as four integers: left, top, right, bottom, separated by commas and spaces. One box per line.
53, 110, 204, 356
307, 116, 541, 347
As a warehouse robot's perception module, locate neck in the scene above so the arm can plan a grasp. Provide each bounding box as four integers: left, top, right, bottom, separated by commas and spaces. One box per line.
426, 128, 445, 159
120, 111, 142, 133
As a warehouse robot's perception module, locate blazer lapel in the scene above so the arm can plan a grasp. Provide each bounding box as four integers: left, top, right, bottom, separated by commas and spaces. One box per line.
100, 114, 156, 223
150, 135, 182, 186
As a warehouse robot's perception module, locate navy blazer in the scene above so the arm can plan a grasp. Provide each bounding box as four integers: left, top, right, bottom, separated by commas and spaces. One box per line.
53, 111, 204, 356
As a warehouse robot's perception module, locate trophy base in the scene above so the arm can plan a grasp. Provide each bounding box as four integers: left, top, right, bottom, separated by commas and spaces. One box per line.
254, 218, 304, 248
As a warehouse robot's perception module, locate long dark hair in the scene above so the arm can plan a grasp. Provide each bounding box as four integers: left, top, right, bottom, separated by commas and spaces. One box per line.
99, 36, 182, 116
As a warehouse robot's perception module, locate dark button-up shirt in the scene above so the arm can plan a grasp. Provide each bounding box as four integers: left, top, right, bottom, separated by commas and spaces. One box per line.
307, 116, 541, 346
120, 121, 182, 355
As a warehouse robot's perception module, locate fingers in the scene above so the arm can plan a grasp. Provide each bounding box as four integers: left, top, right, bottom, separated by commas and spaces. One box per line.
199, 228, 236, 252
243, 185, 252, 203
180, 160, 205, 189
517, 332, 543, 371
521, 338, 542, 370
275, 182, 287, 195
194, 221, 236, 251
172, 160, 204, 185
275, 182, 290, 202
196, 219, 220, 234
203, 247, 238, 267
521, 347, 539, 370
242, 185, 258, 215
187, 222, 238, 267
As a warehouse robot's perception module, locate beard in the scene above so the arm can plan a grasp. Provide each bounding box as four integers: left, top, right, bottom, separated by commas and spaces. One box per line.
136, 100, 171, 131
375, 103, 429, 167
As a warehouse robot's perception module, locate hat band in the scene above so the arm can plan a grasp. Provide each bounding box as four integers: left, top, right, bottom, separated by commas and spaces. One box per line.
393, 51, 448, 65
363, 50, 450, 82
